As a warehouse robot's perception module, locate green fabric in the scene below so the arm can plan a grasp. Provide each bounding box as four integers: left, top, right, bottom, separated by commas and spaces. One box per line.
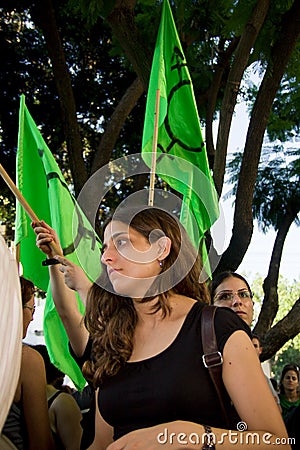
279, 394, 300, 419
15, 94, 102, 389
141, 0, 219, 254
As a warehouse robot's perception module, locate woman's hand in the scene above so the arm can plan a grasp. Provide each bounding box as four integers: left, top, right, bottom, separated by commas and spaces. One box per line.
106, 423, 177, 450
54, 255, 92, 293
31, 220, 63, 258
106, 427, 159, 450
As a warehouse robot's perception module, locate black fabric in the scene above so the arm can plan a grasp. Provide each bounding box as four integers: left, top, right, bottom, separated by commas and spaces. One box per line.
98, 302, 251, 440
2, 402, 27, 450
284, 404, 300, 450
79, 394, 96, 450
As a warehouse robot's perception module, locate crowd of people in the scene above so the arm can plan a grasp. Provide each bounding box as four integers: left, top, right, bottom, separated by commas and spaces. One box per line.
0, 206, 298, 449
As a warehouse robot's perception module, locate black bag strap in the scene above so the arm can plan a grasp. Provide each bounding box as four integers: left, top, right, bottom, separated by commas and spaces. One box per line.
48, 390, 63, 408
201, 305, 232, 428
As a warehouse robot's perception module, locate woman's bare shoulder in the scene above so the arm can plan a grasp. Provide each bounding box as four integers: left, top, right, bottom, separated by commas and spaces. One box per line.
21, 345, 45, 372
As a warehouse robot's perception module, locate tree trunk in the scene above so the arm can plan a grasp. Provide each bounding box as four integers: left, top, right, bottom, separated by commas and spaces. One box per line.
254, 200, 300, 337
31, 0, 87, 196
218, 0, 300, 272
205, 37, 239, 168
106, 0, 152, 91
213, 0, 271, 196
260, 298, 300, 361
91, 77, 144, 174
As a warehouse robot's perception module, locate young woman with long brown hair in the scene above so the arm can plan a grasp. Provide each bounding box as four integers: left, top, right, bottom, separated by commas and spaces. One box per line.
33, 206, 290, 450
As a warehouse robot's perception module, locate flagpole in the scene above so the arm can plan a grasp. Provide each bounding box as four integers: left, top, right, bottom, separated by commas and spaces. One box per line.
0, 162, 61, 255
148, 89, 160, 206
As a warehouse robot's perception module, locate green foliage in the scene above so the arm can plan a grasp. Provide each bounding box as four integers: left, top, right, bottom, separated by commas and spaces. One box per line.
0, 1, 142, 178
267, 75, 300, 142
223, 0, 257, 37
67, 0, 109, 23
272, 346, 300, 383
1, 0, 300, 240
0, 195, 15, 241
226, 145, 300, 232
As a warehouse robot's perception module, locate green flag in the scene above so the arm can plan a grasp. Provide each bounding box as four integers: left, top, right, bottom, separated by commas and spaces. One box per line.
142, 0, 219, 254
15, 94, 102, 389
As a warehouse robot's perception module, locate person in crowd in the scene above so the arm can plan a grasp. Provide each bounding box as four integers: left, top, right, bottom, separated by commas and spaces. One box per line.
72, 385, 94, 413
211, 271, 254, 327
33, 206, 289, 449
72, 384, 95, 450
32, 345, 83, 450
279, 364, 300, 449
270, 377, 279, 392
252, 334, 281, 410
279, 364, 300, 419
2, 277, 54, 450
211, 272, 283, 411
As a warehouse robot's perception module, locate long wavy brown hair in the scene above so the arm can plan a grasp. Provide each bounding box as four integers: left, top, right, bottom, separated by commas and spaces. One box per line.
82, 206, 210, 387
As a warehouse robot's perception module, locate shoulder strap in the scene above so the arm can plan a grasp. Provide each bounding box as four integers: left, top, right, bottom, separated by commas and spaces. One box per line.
201, 305, 232, 428
48, 390, 63, 408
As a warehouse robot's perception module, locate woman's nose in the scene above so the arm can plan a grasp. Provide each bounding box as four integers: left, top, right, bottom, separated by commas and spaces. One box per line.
101, 244, 116, 265
232, 294, 242, 306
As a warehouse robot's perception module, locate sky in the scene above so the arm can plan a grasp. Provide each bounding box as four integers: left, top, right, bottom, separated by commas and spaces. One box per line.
211, 99, 299, 283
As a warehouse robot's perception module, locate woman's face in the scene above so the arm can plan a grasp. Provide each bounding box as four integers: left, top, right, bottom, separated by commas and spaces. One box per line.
101, 221, 163, 298
282, 370, 299, 394
213, 276, 254, 326
22, 294, 35, 338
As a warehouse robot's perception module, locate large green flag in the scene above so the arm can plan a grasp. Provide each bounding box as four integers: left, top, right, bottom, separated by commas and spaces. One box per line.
142, 0, 219, 253
15, 94, 102, 389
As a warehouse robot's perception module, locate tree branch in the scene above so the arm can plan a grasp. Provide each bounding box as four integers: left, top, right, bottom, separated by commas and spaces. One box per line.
205, 37, 240, 168
254, 199, 300, 335
31, 0, 87, 195
91, 77, 144, 174
106, 0, 152, 90
218, 0, 300, 272
260, 298, 300, 361
213, 0, 271, 196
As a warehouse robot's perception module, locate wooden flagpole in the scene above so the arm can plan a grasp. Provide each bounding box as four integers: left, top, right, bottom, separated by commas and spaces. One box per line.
148, 89, 160, 206
0, 162, 61, 256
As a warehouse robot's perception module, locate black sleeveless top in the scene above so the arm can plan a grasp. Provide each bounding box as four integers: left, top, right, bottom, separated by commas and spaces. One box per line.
97, 303, 251, 440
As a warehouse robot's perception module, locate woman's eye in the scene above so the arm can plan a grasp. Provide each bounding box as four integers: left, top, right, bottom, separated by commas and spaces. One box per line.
115, 238, 128, 248
220, 293, 231, 301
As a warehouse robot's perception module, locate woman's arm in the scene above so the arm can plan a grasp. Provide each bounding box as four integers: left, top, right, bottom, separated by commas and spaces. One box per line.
222, 330, 288, 438
32, 221, 90, 357
21, 346, 55, 450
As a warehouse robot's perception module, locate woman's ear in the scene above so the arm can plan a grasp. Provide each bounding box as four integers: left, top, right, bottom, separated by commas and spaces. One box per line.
157, 236, 171, 261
